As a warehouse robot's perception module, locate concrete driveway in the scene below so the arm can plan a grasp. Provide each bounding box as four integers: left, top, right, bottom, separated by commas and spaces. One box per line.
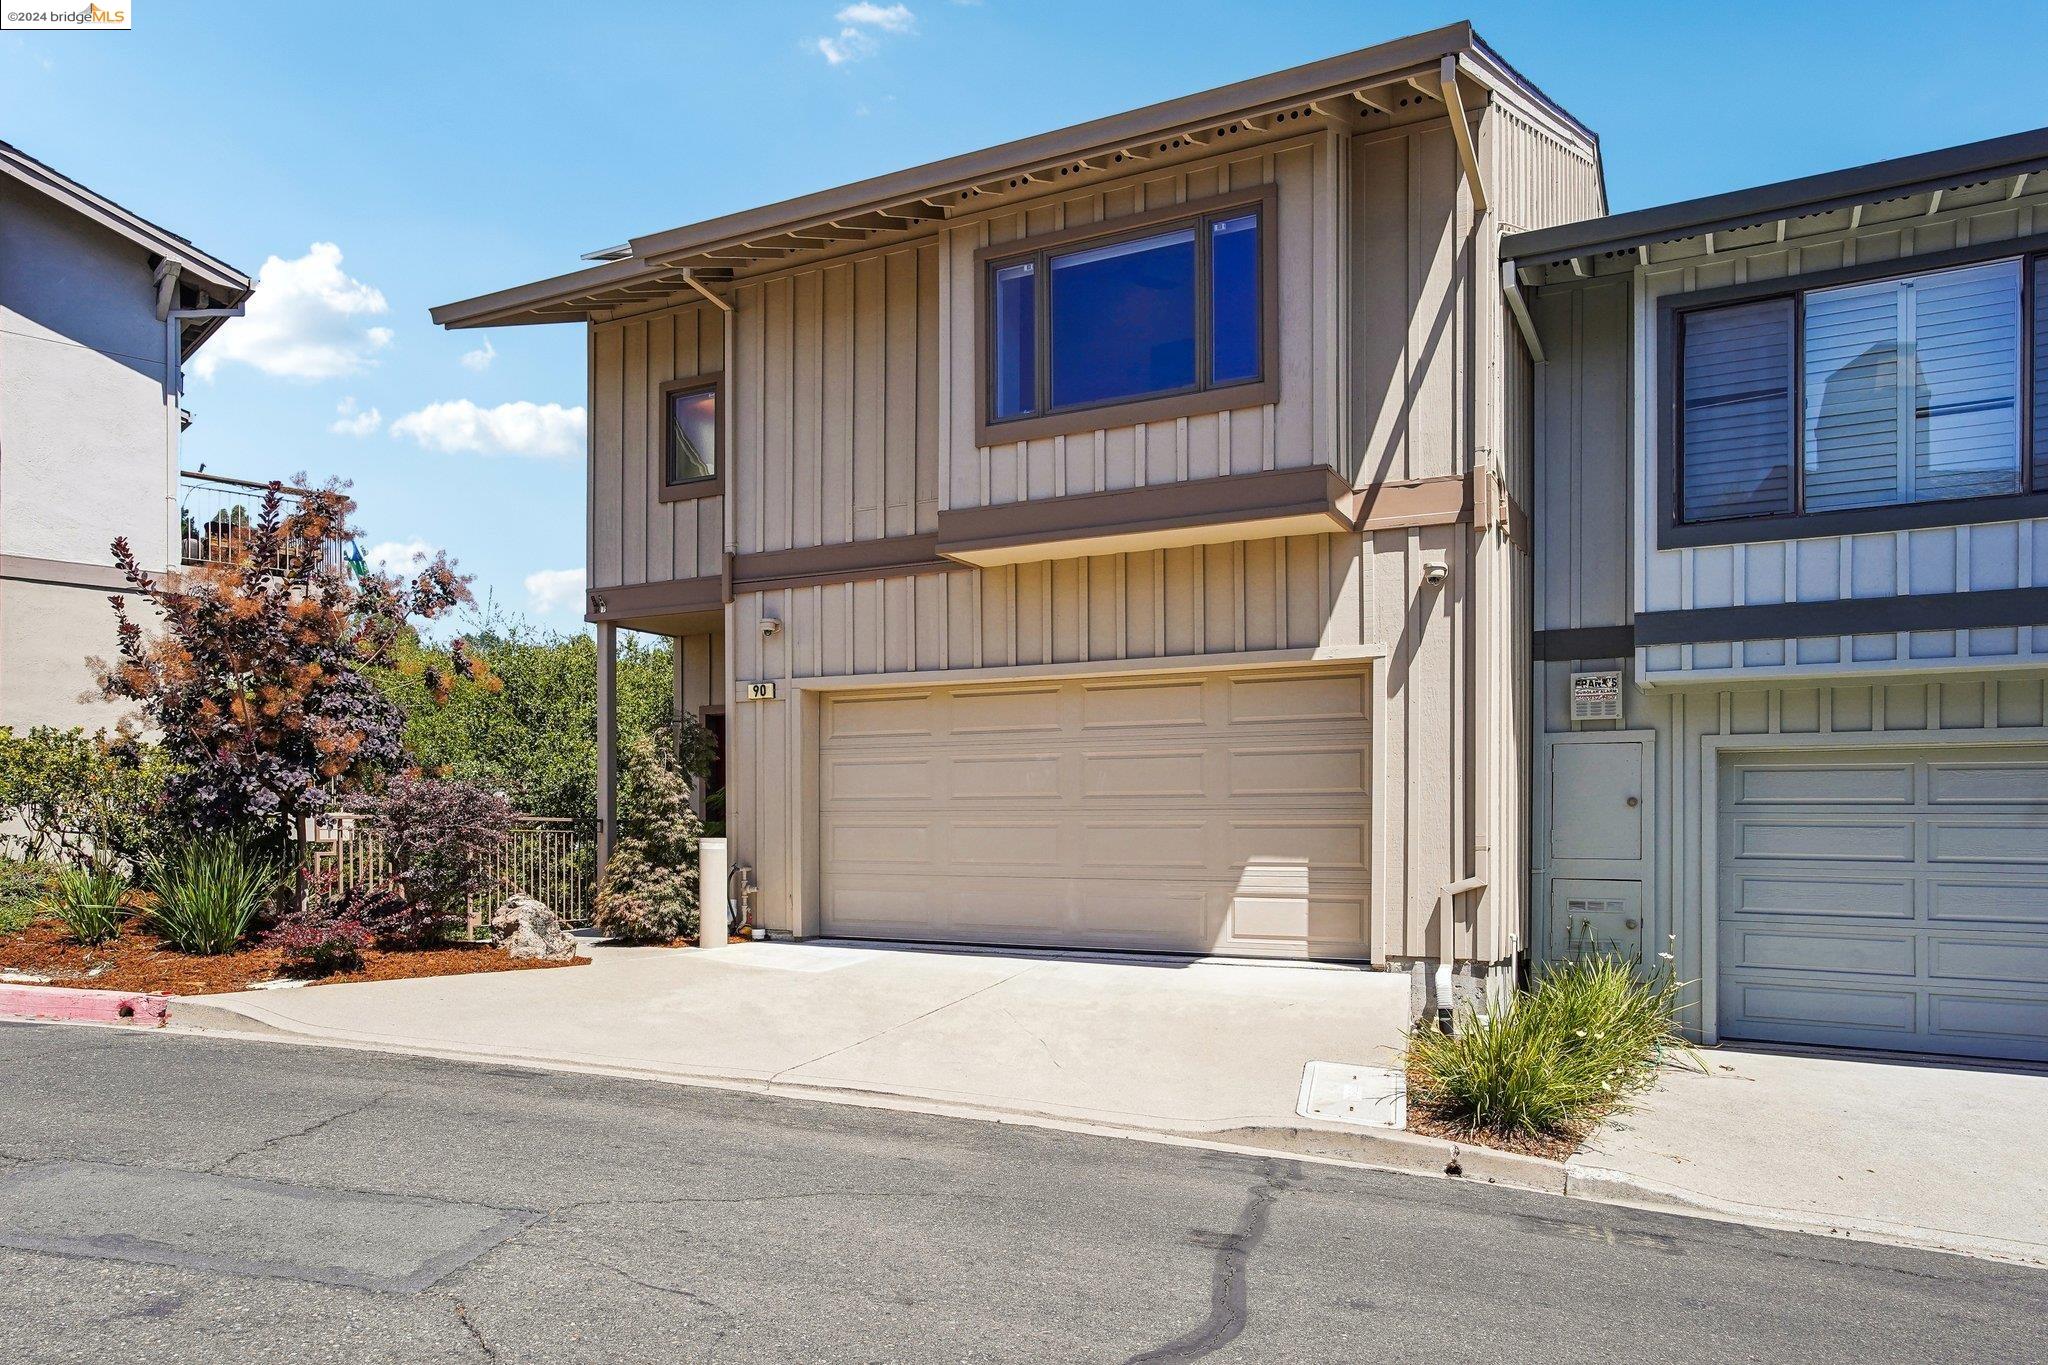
179, 939, 1413, 1141
1570, 1046, 2048, 1265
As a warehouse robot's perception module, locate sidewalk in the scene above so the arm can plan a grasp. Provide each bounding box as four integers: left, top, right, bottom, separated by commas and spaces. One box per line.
1568, 1046, 2048, 1266
172, 937, 1421, 1141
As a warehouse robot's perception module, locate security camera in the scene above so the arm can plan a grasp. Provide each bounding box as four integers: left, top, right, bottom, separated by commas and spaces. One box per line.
1420, 554, 1450, 588
759, 616, 782, 638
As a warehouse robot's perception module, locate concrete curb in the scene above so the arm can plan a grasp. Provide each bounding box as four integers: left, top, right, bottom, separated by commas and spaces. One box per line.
154, 995, 1569, 1197
142, 996, 2045, 1266
1563, 1162, 2048, 1268
0, 985, 168, 1027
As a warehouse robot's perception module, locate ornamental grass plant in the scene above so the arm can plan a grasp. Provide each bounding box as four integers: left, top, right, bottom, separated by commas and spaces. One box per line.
142, 834, 283, 955
1406, 952, 1694, 1144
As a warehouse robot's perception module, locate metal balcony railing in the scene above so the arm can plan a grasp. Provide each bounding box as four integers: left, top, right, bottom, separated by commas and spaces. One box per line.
178, 471, 346, 574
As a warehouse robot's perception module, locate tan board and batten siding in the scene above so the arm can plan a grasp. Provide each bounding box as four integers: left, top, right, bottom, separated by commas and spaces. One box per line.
588, 93, 1602, 965
1531, 173, 2048, 1043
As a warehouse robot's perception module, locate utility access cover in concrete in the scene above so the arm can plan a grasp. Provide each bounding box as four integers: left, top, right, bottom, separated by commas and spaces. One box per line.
1296, 1061, 1406, 1129
0, 1162, 538, 1292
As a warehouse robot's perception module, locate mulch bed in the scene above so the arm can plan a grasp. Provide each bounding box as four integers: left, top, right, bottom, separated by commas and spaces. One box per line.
1405, 1101, 1589, 1162
0, 918, 586, 997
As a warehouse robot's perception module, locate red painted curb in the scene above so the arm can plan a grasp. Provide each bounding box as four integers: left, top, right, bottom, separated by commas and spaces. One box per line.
0, 984, 170, 1027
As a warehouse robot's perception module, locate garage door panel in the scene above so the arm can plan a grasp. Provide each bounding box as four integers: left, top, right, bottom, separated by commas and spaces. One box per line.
1925, 819, 2048, 865
821, 668, 1372, 960
947, 752, 1062, 800
1079, 821, 1209, 870
1927, 878, 2048, 925
1927, 937, 2048, 986
950, 686, 1061, 735
1229, 744, 1370, 797
1929, 992, 2048, 1046
1726, 980, 1921, 1035
947, 820, 1063, 870
1080, 749, 1206, 799
1230, 893, 1368, 946
826, 693, 936, 740
1722, 925, 1918, 977
827, 820, 931, 866
1733, 763, 1916, 805
1926, 760, 2048, 805
1719, 746, 2048, 1062
1227, 671, 1370, 724
1724, 873, 1915, 920
1080, 678, 1207, 729
1227, 820, 1370, 872
825, 755, 934, 802
1732, 818, 1917, 862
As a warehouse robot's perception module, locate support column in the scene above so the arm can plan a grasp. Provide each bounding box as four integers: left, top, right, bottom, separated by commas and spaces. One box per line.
596, 622, 617, 871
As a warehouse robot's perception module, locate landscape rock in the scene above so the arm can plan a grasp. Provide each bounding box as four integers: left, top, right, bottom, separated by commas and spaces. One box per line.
490, 894, 577, 962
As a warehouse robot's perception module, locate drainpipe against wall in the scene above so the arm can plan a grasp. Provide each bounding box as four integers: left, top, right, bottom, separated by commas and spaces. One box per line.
1434, 53, 1493, 1031
679, 269, 746, 929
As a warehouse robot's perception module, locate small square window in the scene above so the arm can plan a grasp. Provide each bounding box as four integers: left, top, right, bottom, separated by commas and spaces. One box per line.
664, 380, 719, 493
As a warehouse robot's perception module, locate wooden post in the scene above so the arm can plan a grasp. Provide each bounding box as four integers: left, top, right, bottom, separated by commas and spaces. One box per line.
596, 622, 617, 872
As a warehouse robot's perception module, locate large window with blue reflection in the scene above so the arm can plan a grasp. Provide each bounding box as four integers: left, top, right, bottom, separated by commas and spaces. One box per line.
987, 198, 1265, 427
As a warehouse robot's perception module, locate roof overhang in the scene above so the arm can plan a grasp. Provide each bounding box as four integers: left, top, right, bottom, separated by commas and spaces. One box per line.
434, 23, 1598, 330
0, 138, 251, 306
1505, 125, 2048, 285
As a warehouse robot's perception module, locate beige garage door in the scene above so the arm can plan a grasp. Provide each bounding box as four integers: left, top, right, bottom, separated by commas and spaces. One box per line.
819, 666, 1372, 959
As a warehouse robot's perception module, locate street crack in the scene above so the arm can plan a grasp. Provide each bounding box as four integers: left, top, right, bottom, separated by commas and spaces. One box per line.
1125, 1160, 1301, 1364
208, 1089, 398, 1172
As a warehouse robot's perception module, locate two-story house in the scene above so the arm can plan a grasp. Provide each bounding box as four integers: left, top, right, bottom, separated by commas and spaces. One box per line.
0, 137, 253, 731
1510, 130, 2048, 1062
436, 23, 1603, 1016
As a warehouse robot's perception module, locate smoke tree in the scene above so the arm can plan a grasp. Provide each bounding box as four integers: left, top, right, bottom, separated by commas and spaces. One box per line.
94, 480, 488, 834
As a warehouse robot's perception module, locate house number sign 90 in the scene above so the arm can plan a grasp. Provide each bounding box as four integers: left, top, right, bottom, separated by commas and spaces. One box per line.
744, 681, 778, 702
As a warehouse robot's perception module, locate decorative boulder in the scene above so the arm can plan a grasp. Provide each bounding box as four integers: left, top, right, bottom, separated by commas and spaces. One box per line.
490, 894, 577, 962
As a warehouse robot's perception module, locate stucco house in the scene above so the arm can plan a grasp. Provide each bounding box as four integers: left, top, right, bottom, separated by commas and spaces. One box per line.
1511, 130, 2048, 1062
0, 138, 253, 731
436, 23, 1603, 1016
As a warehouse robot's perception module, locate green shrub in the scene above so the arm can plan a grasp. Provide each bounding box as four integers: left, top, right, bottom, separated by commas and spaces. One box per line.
0, 725, 175, 866
0, 858, 61, 934
141, 834, 283, 955
45, 862, 130, 945
592, 729, 702, 942
1406, 954, 1691, 1141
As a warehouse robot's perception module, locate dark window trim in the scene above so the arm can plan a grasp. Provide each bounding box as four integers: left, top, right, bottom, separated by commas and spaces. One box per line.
1658, 236, 2048, 549
973, 183, 1279, 446
656, 372, 724, 505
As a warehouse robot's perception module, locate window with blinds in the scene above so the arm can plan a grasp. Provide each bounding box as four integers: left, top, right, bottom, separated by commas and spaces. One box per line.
1803, 260, 2020, 511
1680, 299, 1795, 521
1674, 253, 2042, 530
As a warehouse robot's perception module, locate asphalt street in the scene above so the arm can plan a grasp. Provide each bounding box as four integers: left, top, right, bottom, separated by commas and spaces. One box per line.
0, 1022, 2041, 1363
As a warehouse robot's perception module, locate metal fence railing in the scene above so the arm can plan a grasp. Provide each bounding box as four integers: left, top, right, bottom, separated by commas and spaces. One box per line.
179, 470, 345, 574
303, 813, 593, 939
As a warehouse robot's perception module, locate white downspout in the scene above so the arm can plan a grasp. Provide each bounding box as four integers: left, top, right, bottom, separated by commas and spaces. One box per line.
679, 269, 743, 931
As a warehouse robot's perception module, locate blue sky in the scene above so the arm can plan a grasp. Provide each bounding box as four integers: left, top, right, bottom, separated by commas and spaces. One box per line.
4, 2, 2042, 631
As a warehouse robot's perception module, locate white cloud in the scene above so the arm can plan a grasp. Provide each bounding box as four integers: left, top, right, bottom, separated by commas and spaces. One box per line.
836, 2, 914, 31
459, 339, 497, 372
389, 400, 586, 459
814, 29, 874, 64
524, 567, 586, 616
328, 396, 382, 437
814, 1, 914, 63
364, 538, 439, 575
191, 242, 392, 381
